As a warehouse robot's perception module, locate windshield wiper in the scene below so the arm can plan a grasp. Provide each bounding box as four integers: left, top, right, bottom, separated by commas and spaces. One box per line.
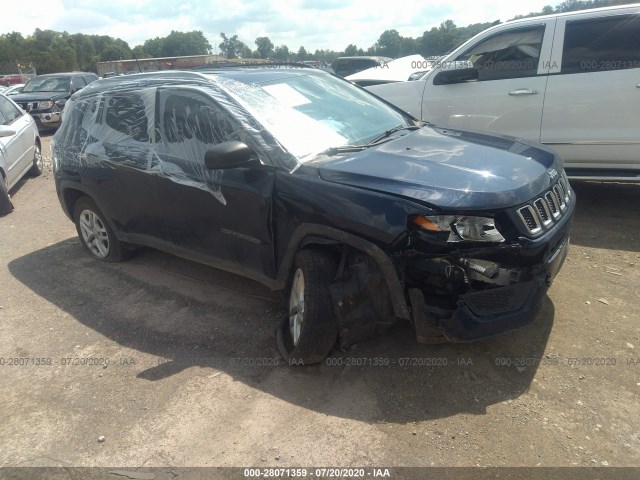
367, 124, 420, 144
319, 125, 421, 157
319, 145, 369, 156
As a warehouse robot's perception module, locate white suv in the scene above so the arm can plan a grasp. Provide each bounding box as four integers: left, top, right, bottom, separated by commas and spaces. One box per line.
368, 4, 640, 181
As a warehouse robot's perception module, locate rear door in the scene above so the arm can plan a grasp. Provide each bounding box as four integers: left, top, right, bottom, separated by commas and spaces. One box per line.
422, 19, 556, 141
540, 9, 640, 171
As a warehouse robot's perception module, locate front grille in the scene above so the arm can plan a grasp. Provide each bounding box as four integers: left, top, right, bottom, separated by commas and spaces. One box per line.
517, 177, 571, 236
517, 205, 541, 234
533, 198, 551, 226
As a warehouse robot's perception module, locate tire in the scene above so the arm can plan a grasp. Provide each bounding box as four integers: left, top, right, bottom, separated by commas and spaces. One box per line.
277, 249, 338, 365
29, 142, 43, 176
0, 173, 13, 217
73, 196, 130, 262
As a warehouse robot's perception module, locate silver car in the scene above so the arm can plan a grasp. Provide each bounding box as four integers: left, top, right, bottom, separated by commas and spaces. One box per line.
0, 93, 42, 214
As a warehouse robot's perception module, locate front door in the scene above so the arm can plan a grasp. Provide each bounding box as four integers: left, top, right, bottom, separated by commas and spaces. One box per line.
423, 20, 556, 141
150, 88, 277, 281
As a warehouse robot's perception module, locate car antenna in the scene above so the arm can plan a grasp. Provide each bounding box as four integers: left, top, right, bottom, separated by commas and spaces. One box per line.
133, 52, 143, 73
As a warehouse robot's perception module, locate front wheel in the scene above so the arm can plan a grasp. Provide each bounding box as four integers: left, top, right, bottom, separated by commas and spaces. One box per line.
277, 249, 338, 365
0, 174, 13, 216
73, 197, 130, 262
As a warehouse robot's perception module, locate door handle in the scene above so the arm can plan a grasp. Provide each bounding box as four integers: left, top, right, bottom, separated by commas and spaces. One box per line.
636, 84, 640, 88
509, 88, 540, 96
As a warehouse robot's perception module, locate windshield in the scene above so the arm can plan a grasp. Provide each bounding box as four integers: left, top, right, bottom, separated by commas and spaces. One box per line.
220, 72, 410, 162
23, 76, 70, 93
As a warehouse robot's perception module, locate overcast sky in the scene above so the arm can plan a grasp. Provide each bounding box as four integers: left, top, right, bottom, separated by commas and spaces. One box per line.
3, 0, 556, 52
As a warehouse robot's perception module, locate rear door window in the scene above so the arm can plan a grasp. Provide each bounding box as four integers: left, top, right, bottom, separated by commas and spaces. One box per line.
105, 93, 149, 143
98, 91, 153, 169
561, 14, 640, 74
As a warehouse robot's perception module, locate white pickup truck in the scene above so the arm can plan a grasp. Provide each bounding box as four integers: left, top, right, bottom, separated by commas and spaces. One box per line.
366, 4, 640, 181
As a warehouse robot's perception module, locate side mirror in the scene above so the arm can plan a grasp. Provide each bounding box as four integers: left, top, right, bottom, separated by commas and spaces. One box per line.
0, 126, 16, 138
204, 141, 260, 169
433, 67, 479, 85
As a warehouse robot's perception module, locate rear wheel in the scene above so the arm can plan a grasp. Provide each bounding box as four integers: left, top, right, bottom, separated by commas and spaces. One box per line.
73, 196, 130, 262
277, 249, 338, 365
29, 142, 43, 176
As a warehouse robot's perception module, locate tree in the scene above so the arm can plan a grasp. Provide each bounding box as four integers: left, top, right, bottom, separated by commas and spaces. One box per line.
296, 46, 307, 61
70, 34, 97, 72
219, 33, 249, 59
273, 45, 290, 61
255, 36, 274, 59
239, 44, 253, 58
419, 20, 464, 56
375, 29, 402, 58
99, 44, 130, 62
135, 37, 163, 58
161, 31, 211, 56
344, 44, 359, 56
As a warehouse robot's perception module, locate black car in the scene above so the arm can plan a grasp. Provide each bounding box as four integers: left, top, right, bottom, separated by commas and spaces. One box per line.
332, 56, 393, 77
52, 67, 574, 364
11, 72, 98, 129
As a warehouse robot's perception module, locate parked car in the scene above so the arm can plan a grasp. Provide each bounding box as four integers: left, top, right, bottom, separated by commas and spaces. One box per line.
3, 84, 25, 96
332, 56, 393, 77
11, 72, 98, 130
0, 93, 42, 215
52, 67, 573, 364
368, 4, 640, 181
346, 55, 432, 86
0, 74, 31, 87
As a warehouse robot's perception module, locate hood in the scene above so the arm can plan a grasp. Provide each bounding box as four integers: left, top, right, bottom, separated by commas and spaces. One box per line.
315, 126, 558, 210
11, 91, 70, 103
346, 54, 430, 83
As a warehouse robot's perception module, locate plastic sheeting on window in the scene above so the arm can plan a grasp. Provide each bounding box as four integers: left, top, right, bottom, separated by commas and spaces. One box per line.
53, 75, 302, 206
465, 28, 544, 59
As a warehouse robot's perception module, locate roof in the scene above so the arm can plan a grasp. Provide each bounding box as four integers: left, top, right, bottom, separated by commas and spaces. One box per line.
505, 2, 640, 25
33, 72, 97, 78
72, 66, 328, 99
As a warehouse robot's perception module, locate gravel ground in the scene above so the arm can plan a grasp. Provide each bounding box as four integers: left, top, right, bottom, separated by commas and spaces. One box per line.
0, 134, 639, 474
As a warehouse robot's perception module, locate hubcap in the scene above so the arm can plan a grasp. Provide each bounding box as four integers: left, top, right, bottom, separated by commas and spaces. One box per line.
289, 268, 305, 346
34, 145, 42, 170
79, 209, 110, 258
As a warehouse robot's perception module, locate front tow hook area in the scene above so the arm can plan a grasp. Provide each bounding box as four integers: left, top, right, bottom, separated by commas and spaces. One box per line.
410, 277, 548, 344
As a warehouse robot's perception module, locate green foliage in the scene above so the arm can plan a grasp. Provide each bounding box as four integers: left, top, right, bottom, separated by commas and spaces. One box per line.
255, 37, 275, 59
296, 46, 307, 61
344, 44, 359, 56
133, 31, 210, 58
0, 29, 131, 73
273, 45, 290, 61
219, 33, 251, 59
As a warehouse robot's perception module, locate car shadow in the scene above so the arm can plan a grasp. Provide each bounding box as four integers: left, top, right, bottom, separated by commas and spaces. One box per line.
9, 240, 554, 424
569, 181, 640, 252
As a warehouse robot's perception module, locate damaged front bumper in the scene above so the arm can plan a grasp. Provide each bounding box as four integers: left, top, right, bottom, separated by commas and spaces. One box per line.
409, 235, 568, 343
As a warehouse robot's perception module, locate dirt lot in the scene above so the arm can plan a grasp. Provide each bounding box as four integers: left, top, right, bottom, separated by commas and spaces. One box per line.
1, 134, 639, 473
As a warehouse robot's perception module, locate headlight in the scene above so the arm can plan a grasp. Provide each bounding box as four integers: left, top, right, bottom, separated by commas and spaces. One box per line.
412, 215, 505, 243
37, 100, 54, 110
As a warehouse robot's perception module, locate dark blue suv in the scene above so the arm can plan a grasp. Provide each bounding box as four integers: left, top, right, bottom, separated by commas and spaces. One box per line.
52, 66, 574, 364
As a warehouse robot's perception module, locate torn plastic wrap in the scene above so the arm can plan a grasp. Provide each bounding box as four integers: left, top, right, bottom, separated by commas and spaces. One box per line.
53, 74, 307, 205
